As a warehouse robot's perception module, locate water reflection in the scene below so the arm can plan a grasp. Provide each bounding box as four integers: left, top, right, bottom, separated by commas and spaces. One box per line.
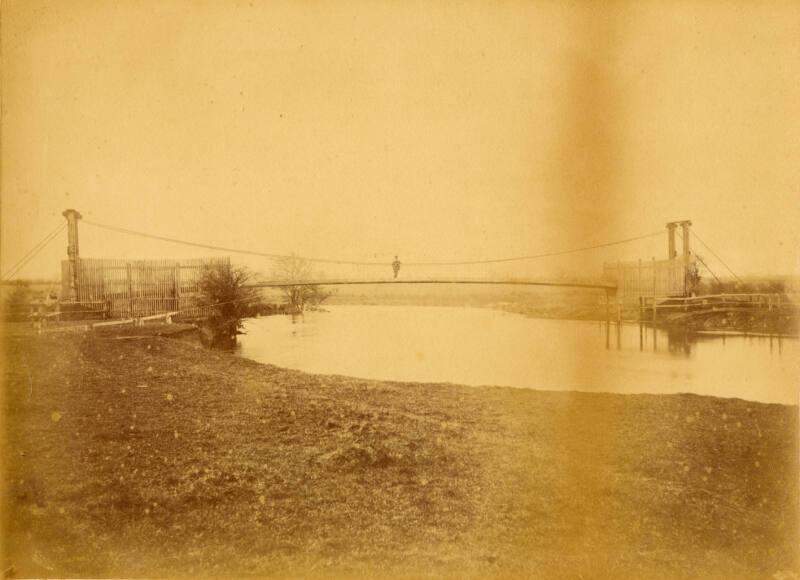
604, 319, 787, 360
238, 305, 799, 404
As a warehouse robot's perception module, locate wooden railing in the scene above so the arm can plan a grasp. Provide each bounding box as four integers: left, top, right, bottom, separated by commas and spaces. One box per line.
36, 310, 182, 334
642, 293, 792, 308
639, 293, 796, 322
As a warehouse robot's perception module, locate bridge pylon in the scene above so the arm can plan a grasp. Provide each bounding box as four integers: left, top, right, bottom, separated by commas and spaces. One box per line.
62, 209, 82, 301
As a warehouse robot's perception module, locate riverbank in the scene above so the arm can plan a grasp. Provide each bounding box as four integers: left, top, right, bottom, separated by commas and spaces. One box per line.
492, 299, 799, 336
660, 307, 799, 336
2, 329, 798, 578
330, 285, 799, 335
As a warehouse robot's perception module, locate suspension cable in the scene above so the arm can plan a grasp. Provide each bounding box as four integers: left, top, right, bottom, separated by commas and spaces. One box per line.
690, 230, 743, 284
2, 223, 66, 280
82, 220, 387, 266
82, 219, 663, 267
693, 252, 722, 285
406, 232, 663, 266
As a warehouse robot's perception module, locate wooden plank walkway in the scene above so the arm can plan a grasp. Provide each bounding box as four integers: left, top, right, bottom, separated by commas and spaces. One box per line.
245, 279, 618, 291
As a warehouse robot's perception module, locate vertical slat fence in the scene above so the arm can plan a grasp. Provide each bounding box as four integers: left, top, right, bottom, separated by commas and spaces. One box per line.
63, 256, 229, 319
604, 257, 693, 303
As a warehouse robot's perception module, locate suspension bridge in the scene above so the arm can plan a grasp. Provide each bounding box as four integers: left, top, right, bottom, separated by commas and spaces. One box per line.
3, 208, 756, 327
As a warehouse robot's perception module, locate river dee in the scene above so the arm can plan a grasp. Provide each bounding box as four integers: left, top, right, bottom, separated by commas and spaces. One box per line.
237, 305, 799, 405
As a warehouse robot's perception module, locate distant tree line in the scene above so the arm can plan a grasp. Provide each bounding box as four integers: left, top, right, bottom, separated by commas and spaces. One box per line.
698, 278, 787, 296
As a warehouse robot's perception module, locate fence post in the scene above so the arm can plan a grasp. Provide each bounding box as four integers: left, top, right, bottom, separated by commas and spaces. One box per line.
126, 262, 134, 318
174, 262, 182, 312
637, 259, 642, 303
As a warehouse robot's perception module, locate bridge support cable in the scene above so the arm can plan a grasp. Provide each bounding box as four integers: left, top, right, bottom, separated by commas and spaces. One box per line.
691, 231, 743, 284
81, 218, 663, 269
404, 232, 664, 266
2, 223, 66, 280
81, 219, 388, 266
693, 253, 722, 285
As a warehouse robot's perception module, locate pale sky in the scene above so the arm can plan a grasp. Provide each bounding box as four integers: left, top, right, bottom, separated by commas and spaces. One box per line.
2, 0, 798, 280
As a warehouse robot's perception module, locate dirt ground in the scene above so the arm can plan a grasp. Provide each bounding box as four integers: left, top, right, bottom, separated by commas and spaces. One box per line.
1, 326, 798, 579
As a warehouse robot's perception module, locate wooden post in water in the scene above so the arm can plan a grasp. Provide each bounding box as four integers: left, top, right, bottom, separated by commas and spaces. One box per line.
652, 295, 658, 351
605, 290, 611, 349
639, 297, 644, 350
637, 259, 642, 305
652, 256, 657, 299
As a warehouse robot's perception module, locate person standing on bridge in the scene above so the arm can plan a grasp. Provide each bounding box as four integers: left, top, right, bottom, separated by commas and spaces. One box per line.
392, 256, 401, 279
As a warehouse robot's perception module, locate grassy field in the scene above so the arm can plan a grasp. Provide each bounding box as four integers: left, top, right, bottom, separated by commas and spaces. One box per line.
2, 326, 798, 579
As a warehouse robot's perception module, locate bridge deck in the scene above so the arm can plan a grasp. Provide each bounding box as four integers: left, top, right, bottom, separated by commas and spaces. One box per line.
245, 279, 617, 291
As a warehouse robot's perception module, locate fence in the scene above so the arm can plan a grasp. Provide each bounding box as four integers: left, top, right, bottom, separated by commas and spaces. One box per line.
641, 293, 794, 312
604, 258, 692, 304
61, 257, 230, 318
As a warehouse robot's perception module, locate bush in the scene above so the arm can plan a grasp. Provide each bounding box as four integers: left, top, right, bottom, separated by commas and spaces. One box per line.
198, 263, 263, 348
2, 282, 33, 322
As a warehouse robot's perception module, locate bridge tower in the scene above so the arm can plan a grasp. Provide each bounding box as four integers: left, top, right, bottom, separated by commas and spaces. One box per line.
666, 220, 692, 261
665, 220, 696, 296
666, 222, 678, 259
680, 220, 692, 262
62, 209, 82, 301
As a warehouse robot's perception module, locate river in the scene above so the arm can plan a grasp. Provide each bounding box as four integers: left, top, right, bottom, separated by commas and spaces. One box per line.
236, 305, 799, 405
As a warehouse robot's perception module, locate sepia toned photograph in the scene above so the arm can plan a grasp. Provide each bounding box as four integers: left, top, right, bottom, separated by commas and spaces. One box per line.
1, 1, 798, 578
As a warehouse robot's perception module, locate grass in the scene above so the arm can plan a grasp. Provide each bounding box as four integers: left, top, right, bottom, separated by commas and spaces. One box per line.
2, 326, 798, 579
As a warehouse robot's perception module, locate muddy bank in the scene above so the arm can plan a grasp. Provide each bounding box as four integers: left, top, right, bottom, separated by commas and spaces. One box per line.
2, 330, 798, 579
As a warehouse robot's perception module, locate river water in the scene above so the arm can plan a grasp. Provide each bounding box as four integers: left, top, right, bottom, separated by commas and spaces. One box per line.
237, 305, 799, 405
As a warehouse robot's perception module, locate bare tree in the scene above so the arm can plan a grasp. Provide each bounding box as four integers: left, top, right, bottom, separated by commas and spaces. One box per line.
272, 255, 332, 313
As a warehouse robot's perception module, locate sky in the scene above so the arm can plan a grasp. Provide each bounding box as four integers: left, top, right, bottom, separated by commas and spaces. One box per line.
2, 0, 799, 281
